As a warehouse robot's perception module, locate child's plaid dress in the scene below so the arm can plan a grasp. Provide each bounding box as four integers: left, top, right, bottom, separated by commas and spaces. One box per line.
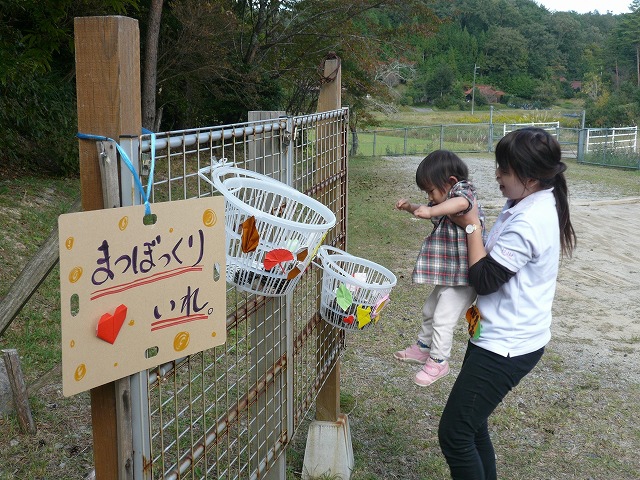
412, 180, 485, 286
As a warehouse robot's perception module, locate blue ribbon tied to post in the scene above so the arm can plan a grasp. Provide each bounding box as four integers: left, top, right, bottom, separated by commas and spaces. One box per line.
76, 128, 156, 216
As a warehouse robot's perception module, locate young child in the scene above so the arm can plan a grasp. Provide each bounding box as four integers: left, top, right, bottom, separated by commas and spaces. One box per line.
394, 150, 485, 386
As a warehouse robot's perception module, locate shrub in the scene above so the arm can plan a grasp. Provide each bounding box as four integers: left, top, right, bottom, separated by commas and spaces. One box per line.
0, 73, 79, 175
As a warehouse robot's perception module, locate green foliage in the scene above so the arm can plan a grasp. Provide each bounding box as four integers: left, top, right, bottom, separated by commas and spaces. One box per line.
3, 0, 640, 175
0, 73, 79, 174
584, 87, 640, 126
0, 0, 140, 174
483, 26, 529, 75
501, 74, 539, 99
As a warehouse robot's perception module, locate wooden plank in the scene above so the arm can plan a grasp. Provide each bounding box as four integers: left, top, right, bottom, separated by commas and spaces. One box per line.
90, 382, 118, 479
2, 349, 36, 434
314, 55, 343, 423
0, 198, 81, 337
74, 15, 141, 480
115, 377, 133, 478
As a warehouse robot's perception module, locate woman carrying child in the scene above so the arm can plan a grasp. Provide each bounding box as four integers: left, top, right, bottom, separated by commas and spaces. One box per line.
439, 127, 576, 479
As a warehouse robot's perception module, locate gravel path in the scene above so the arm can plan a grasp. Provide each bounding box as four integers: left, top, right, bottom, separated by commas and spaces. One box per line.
387, 154, 640, 375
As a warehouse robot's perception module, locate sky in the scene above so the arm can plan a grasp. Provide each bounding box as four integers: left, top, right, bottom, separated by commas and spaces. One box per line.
536, 0, 631, 14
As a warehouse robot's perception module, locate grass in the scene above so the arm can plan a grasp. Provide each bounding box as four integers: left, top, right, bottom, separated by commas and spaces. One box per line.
0, 174, 92, 479
369, 104, 585, 129
287, 151, 640, 479
355, 105, 589, 159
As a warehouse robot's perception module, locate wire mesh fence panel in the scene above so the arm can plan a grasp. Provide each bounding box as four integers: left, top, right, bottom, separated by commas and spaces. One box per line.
441, 124, 492, 152
557, 128, 580, 159
503, 121, 559, 135
353, 123, 588, 163
129, 108, 349, 479
354, 124, 491, 157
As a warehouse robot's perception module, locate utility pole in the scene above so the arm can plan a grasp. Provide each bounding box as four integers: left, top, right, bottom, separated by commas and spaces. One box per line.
471, 63, 478, 115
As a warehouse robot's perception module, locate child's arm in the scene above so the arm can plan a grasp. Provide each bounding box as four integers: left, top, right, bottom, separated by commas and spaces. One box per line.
413, 196, 469, 219
395, 198, 421, 214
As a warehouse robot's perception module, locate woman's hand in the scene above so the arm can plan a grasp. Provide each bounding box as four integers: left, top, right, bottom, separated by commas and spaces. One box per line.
413, 204, 433, 219
448, 201, 480, 228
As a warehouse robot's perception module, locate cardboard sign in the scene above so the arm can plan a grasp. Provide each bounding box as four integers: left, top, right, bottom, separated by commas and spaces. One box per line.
58, 197, 226, 396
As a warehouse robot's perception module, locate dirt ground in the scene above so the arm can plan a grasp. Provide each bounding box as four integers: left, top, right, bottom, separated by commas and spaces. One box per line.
331, 155, 640, 479
385, 154, 639, 379
462, 155, 640, 375
554, 199, 640, 367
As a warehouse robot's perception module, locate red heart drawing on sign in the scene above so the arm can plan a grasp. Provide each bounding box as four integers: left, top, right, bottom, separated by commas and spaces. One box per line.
97, 304, 128, 344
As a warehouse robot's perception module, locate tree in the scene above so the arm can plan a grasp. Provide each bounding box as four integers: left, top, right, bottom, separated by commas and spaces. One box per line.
483, 26, 528, 75
142, 0, 164, 131
150, 0, 437, 127
0, 0, 139, 174
616, 1, 640, 87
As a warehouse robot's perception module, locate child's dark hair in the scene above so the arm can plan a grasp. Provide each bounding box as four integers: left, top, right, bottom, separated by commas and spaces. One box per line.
415, 150, 469, 191
495, 127, 576, 257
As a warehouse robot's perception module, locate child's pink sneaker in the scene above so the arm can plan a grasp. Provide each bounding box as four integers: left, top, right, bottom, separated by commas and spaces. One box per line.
414, 357, 450, 386
393, 344, 430, 365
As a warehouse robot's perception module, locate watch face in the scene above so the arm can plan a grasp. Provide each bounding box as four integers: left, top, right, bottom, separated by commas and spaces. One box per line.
465, 224, 476, 234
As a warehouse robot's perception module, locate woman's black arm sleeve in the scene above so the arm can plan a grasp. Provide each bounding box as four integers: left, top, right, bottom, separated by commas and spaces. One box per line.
468, 255, 516, 295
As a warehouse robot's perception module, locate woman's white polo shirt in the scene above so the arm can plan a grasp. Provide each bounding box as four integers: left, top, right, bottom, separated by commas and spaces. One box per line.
473, 188, 560, 357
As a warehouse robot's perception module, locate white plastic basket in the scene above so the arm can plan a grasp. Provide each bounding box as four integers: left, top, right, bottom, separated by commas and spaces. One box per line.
198, 163, 336, 296
316, 246, 397, 331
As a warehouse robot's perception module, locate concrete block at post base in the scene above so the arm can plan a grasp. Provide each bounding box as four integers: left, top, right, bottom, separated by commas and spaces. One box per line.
302, 413, 354, 480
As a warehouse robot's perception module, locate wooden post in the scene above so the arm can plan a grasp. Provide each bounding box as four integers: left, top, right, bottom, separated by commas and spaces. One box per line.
74, 16, 141, 479
2, 349, 37, 434
0, 199, 80, 337
75, 15, 141, 213
248, 111, 285, 176
314, 54, 342, 423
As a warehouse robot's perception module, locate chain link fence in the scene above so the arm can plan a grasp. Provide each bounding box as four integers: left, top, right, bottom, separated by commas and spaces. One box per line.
353, 121, 639, 170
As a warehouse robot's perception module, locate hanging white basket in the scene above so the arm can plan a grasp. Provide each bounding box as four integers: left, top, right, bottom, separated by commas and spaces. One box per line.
316, 246, 397, 331
198, 163, 336, 296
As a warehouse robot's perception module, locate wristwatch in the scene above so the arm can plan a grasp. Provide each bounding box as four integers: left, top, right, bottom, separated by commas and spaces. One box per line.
465, 224, 478, 235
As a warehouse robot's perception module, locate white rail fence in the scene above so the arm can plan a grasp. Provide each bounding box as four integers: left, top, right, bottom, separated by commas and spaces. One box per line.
585, 126, 637, 153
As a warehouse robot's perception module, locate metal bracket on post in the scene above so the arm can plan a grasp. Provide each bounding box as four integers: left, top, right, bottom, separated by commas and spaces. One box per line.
285, 116, 295, 186
119, 135, 142, 208
118, 134, 151, 479
96, 141, 121, 209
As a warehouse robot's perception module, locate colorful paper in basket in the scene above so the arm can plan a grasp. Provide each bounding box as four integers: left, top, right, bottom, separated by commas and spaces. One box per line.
356, 305, 372, 329
335, 283, 353, 311
371, 294, 390, 321
241, 216, 260, 253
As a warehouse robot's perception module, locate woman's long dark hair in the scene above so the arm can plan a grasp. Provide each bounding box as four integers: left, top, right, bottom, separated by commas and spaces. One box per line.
495, 127, 576, 257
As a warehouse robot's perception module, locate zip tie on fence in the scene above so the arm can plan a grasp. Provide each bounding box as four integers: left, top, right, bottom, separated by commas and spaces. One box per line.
77, 130, 156, 216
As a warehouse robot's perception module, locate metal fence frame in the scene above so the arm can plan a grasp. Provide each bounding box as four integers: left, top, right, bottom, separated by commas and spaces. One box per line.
117, 108, 349, 479
354, 122, 639, 169
354, 121, 567, 156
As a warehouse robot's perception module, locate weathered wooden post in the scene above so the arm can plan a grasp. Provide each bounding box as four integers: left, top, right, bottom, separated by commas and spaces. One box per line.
74, 16, 141, 479
2, 349, 37, 434
314, 54, 343, 424
248, 110, 286, 176
303, 53, 354, 480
